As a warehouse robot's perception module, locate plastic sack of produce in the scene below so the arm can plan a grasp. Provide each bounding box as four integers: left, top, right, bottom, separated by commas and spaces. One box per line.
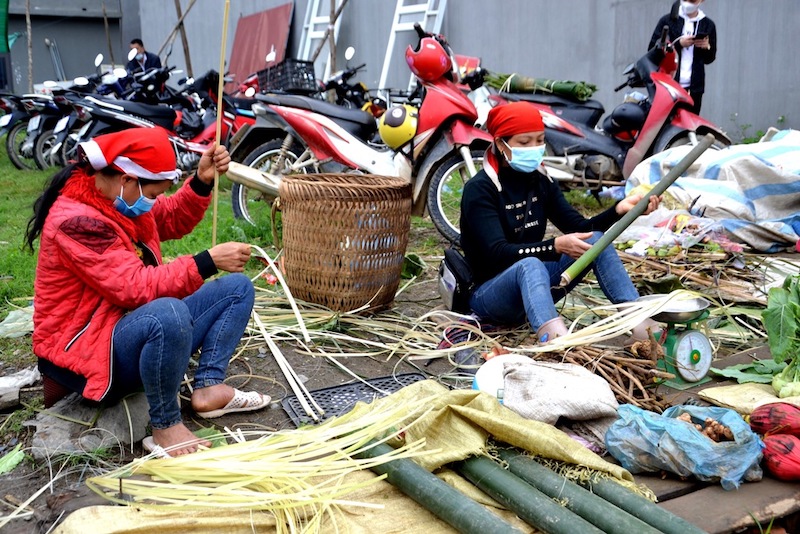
605, 404, 765, 490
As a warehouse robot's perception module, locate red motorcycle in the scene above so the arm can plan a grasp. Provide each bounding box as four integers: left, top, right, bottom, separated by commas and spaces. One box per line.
492, 25, 730, 190
226, 24, 491, 243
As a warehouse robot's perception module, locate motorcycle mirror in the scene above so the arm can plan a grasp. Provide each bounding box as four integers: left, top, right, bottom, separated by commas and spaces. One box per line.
344, 46, 355, 62
128, 48, 137, 62
94, 54, 104, 68
265, 48, 277, 64
113, 67, 128, 79
73, 76, 90, 86
244, 86, 256, 97
43, 80, 59, 88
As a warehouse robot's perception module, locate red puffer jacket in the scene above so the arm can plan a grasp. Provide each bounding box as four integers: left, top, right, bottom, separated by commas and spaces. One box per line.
33, 171, 212, 401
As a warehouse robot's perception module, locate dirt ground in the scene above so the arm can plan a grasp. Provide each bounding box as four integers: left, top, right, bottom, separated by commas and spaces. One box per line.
0, 223, 461, 533
1, 221, 797, 533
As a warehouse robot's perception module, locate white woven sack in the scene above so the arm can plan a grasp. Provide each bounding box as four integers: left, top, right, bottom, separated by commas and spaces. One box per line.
502, 360, 619, 424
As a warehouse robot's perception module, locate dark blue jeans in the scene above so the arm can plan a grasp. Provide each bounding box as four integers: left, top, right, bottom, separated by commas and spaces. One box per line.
110, 273, 255, 429
469, 232, 639, 331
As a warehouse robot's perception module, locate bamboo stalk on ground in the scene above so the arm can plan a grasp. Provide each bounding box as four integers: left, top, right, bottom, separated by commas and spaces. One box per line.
454, 455, 605, 534
495, 449, 662, 534
576, 473, 707, 534
356, 442, 524, 534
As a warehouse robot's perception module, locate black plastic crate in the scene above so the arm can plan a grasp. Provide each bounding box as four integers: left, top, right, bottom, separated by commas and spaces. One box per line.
257, 59, 317, 94
281, 373, 426, 427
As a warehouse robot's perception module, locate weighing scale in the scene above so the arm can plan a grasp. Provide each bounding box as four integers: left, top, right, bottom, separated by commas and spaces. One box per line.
638, 295, 714, 390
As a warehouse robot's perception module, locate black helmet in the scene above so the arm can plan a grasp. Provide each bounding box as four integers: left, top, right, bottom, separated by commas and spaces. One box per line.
609, 102, 646, 130
603, 102, 647, 141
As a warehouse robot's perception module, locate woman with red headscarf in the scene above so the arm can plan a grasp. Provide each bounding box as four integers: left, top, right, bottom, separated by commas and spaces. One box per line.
460, 102, 661, 343
25, 129, 269, 456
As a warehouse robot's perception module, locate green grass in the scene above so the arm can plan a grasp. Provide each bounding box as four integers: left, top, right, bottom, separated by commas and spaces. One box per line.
0, 153, 277, 322
0, 153, 47, 312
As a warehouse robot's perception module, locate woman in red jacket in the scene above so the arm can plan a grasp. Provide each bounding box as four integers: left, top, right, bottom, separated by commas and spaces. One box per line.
25, 128, 268, 456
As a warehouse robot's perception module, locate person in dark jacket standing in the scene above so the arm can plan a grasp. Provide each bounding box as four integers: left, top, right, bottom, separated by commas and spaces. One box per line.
649, 0, 717, 114
459, 102, 661, 344
126, 38, 162, 74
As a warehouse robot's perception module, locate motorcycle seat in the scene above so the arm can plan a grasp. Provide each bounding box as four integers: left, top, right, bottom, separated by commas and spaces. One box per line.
257, 93, 377, 141
88, 97, 177, 130
500, 92, 605, 128
258, 93, 375, 127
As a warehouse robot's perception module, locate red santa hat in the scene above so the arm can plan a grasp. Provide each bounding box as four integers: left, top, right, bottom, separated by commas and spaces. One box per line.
79, 128, 181, 183
485, 101, 545, 139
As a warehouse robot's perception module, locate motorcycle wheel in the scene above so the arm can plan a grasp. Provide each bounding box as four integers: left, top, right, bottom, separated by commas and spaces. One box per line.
33, 129, 59, 170
426, 149, 484, 243
231, 138, 305, 226
6, 121, 38, 170
58, 129, 82, 166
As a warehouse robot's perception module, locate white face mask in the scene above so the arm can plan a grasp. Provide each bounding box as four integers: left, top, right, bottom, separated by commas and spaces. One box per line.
681, 1, 700, 15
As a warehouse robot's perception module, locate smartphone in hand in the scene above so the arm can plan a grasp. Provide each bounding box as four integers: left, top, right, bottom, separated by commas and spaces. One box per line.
693, 32, 709, 40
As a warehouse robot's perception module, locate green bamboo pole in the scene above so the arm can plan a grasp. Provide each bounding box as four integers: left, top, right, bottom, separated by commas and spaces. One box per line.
560, 133, 717, 286
355, 442, 523, 534
496, 449, 662, 534
454, 455, 605, 534
576, 474, 707, 534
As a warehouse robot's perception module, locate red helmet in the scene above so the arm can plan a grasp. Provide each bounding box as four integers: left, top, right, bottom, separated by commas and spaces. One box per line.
406, 37, 451, 82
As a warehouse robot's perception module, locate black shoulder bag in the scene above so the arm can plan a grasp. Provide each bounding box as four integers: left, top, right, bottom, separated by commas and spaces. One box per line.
437, 248, 475, 314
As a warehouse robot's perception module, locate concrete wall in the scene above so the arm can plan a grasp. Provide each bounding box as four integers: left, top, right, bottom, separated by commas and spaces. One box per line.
5, 0, 125, 92
6, 0, 797, 142
133, 0, 797, 142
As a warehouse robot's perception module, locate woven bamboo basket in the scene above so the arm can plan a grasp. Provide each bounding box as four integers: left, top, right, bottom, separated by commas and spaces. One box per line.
278, 173, 412, 312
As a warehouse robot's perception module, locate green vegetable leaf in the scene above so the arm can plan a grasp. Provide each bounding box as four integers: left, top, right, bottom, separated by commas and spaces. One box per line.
710, 360, 786, 384
401, 253, 426, 279
763, 280, 800, 363
0, 444, 25, 475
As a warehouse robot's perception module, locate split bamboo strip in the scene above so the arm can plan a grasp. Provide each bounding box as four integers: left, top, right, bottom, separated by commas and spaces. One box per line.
252, 312, 323, 421
86, 398, 437, 517
252, 245, 312, 343
515, 289, 707, 353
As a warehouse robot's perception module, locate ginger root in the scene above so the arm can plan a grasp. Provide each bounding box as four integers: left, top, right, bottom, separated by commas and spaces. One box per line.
676, 413, 734, 442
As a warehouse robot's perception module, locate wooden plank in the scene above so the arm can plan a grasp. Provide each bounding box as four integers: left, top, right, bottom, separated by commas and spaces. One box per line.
633, 473, 703, 501
658, 477, 800, 534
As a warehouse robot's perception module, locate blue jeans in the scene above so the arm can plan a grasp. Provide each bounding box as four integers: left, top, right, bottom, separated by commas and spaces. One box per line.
110, 273, 255, 429
469, 232, 638, 331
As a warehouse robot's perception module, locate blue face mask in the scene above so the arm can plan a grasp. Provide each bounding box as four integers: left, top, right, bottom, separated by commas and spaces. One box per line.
135, 53, 144, 61
504, 141, 546, 173
114, 181, 156, 218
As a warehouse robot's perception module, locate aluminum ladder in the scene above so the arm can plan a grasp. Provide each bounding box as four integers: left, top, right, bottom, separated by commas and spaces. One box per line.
378, 0, 448, 94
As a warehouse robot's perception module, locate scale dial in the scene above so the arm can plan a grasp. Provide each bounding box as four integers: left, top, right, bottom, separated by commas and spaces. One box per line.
673, 330, 714, 382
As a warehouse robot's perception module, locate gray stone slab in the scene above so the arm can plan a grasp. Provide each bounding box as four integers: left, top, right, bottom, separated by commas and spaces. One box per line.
28, 393, 150, 461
